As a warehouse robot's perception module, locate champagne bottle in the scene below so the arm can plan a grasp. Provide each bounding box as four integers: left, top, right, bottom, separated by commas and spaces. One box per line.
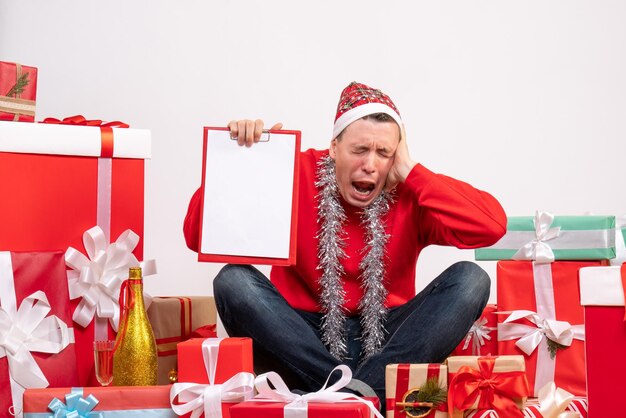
112, 267, 157, 386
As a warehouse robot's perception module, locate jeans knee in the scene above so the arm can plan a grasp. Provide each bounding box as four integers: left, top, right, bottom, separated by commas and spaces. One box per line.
449, 261, 490, 303
214, 264, 252, 301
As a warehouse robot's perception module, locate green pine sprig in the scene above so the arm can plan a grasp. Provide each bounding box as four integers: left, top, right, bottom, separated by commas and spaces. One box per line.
6, 72, 30, 97
414, 377, 447, 406
547, 339, 568, 359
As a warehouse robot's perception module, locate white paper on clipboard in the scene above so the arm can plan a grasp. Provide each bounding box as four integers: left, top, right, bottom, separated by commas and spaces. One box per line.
200, 129, 297, 259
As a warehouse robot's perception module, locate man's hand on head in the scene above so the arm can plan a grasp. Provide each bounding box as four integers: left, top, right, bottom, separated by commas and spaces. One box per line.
228, 119, 283, 147
385, 124, 417, 191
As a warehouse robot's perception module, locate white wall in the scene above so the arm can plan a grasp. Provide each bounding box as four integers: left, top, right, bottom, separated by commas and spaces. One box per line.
1, 1, 625, 303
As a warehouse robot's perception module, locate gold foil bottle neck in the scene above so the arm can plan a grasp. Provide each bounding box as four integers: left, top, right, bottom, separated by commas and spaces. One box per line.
129, 267, 142, 279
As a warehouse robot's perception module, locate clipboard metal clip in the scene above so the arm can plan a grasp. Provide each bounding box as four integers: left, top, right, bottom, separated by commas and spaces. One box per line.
230, 129, 271, 143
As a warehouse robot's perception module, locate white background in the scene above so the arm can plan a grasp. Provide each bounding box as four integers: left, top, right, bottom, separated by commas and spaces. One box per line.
1, 1, 625, 304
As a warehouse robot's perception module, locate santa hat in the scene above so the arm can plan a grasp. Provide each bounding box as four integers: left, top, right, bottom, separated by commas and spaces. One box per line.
332, 81, 402, 139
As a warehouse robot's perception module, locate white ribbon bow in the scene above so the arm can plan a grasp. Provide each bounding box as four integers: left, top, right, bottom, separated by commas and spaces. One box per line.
65, 226, 156, 331
535, 382, 576, 418
462, 317, 496, 355
170, 338, 255, 418
170, 372, 255, 418
0, 291, 71, 389
513, 211, 561, 264
497, 310, 584, 355
253, 365, 384, 418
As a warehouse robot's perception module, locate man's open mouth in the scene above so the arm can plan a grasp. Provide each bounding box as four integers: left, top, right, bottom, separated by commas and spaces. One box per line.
352, 181, 376, 196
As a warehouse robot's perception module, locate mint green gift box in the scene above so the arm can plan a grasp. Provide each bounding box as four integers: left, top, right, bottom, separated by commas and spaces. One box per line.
475, 215, 616, 261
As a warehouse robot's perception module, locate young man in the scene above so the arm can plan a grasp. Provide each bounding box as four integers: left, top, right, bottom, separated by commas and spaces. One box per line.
184, 82, 506, 408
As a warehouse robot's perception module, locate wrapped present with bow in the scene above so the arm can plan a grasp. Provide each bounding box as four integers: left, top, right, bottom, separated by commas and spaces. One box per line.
385, 363, 447, 418
465, 382, 584, 417
0, 117, 151, 384
446, 356, 530, 418
230, 365, 382, 418
453, 304, 498, 357
0, 251, 78, 418
147, 296, 217, 384
475, 211, 615, 262
23, 386, 177, 417
579, 264, 626, 417
173, 338, 254, 418
0, 61, 37, 122
496, 260, 602, 396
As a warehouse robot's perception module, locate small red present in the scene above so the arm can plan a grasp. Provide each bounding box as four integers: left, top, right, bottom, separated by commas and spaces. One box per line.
230, 365, 382, 418
173, 337, 255, 418
23, 386, 173, 417
0, 118, 151, 386
453, 304, 498, 356
447, 355, 530, 418
496, 261, 602, 396
147, 296, 217, 384
385, 363, 447, 418
579, 264, 626, 417
0, 251, 78, 417
177, 338, 253, 384
0, 61, 37, 122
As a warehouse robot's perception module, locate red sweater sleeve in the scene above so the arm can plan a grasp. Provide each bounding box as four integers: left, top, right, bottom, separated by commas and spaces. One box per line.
403, 163, 507, 248
183, 187, 202, 252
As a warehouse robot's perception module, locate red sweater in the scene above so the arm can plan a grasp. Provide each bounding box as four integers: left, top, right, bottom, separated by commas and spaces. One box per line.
184, 149, 506, 315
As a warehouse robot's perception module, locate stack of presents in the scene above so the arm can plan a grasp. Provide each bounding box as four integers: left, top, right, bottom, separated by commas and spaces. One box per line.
1, 61, 624, 418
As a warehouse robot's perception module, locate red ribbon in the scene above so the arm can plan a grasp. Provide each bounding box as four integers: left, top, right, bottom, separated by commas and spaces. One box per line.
41, 115, 129, 158
448, 357, 530, 418
112, 278, 139, 353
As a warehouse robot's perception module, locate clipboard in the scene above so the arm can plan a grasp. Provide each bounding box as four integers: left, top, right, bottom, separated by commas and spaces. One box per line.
198, 127, 300, 265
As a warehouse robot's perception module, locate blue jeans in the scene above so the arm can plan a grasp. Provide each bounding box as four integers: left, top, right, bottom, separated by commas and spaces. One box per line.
213, 261, 490, 410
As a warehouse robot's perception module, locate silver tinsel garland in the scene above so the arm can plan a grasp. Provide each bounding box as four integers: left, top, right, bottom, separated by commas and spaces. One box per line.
315, 155, 392, 361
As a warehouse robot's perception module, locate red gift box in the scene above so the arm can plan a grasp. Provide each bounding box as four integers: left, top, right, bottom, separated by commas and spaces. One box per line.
23, 386, 174, 417
0, 120, 151, 386
385, 363, 447, 418
230, 398, 380, 418
230, 365, 381, 418
0, 62, 37, 122
496, 261, 602, 397
173, 338, 254, 418
0, 251, 78, 417
453, 304, 498, 356
177, 338, 254, 384
579, 264, 626, 417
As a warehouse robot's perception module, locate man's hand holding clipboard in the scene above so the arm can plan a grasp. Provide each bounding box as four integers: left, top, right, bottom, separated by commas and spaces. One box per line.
198, 120, 300, 265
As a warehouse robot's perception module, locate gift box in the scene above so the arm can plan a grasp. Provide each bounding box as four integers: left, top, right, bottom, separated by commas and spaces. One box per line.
446, 356, 529, 418
495, 260, 603, 397
230, 398, 381, 418
147, 296, 217, 384
475, 212, 615, 261
579, 264, 626, 417
0, 119, 151, 386
0, 62, 37, 122
385, 363, 447, 418
231, 365, 381, 418
23, 386, 176, 417
0, 251, 78, 418
173, 338, 255, 418
453, 304, 498, 356
466, 381, 587, 418
177, 338, 253, 384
